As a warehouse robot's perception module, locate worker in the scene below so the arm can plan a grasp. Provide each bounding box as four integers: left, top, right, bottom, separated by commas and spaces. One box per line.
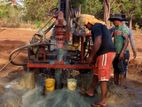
123, 22, 137, 79
109, 14, 129, 86
122, 15, 137, 79
78, 14, 116, 107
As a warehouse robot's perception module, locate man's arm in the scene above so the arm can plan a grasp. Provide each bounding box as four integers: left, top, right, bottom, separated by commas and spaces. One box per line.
87, 35, 102, 64
119, 34, 129, 60
129, 30, 137, 59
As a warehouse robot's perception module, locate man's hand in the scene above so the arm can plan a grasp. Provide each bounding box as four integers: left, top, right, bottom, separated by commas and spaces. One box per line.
133, 51, 137, 59
119, 33, 129, 60
86, 56, 93, 65
119, 51, 124, 60
114, 30, 122, 36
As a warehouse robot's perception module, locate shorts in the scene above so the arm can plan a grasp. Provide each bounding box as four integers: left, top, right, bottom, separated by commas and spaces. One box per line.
113, 55, 125, 74
93, 52, 115, 81
113, 50, 130, 75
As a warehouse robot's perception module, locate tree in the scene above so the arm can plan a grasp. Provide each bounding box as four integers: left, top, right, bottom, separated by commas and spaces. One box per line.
81, 0, 103, 18
24, 0, 58, 21
103, 0, 110, 26
110, 0, 142, 28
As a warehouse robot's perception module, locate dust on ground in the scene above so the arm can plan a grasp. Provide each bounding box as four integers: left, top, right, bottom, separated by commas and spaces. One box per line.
0, 28, 142, 107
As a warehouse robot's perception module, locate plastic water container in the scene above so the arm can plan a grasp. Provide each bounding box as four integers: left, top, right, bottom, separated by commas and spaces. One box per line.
45, 78, 55, 92
67, 78, 77, 91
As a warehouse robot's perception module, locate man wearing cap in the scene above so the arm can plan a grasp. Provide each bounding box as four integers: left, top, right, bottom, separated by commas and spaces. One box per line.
109, 14, 129, 86
122, 14, 137, 79
78, 15, 115, 107
110, 14, 137, 80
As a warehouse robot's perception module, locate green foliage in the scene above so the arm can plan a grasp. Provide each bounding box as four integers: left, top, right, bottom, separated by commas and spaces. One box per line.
24, 0, 58, 21
110, 0, 142, 27
0, 5, 9, 18
71, 0, 142, 26
135, 23, 140, 30
110, 0, 142, 16
70, 0, 103, 19
71, 0, 86, 8
82, 0, 103, 17
0, 3, 23, 27
0, 0, 142, 28
34, 20, 42, 28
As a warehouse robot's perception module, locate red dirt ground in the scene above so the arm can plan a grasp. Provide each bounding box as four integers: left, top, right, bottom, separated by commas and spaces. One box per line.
0, 28, 35, 77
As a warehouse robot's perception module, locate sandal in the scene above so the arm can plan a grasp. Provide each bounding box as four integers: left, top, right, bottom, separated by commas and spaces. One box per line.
80, 90, 94, 97
91, 103, 107, 107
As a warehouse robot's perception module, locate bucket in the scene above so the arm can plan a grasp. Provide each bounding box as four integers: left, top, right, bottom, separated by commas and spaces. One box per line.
45, 78, 55, 92
67, 78, 77, 91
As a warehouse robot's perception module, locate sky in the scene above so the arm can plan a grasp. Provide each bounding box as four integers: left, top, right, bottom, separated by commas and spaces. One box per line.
16, 0, 24, 7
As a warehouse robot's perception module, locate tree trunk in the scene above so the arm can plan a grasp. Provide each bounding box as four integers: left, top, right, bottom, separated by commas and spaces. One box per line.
11, 0, 16, 5
103, 0, 110, 27
129, 15, 133, 29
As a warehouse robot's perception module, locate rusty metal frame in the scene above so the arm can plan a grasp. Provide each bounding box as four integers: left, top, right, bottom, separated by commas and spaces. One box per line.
27, 63, 93, 70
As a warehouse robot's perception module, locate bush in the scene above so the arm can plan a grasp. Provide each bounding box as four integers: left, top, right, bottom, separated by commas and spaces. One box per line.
24, 0, 58, 21
0, 5, 9, 18
0, 4, 24, 27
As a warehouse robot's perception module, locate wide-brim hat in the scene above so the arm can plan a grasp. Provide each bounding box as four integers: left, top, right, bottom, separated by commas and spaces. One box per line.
109, 14, 127, 21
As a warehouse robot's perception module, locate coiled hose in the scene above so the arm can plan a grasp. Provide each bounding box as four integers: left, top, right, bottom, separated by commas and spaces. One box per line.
9, 42, 56, 66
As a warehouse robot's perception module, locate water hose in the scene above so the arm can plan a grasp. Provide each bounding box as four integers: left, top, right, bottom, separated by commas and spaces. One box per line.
9, 42, 55, 66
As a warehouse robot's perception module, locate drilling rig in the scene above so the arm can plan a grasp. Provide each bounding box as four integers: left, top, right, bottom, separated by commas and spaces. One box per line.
9, 0, 93, 92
